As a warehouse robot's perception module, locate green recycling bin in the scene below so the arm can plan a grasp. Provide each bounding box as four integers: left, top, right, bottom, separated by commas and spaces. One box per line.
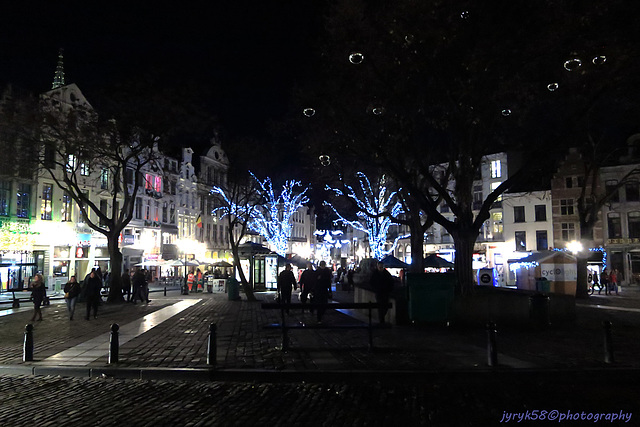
226, 278, 241, 301
407, 273, 455, 322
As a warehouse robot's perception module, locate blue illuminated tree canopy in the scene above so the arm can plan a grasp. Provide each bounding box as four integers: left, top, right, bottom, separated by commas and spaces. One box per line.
325, 172, 408, 260
213, 172, 310, 257
249, 173, 310, 256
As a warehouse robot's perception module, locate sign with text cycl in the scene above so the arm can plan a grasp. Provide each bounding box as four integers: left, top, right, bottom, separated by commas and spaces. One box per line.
540, 263, 577, 282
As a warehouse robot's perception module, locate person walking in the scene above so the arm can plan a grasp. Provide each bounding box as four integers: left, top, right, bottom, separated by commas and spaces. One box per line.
299, 262, 316, 312
121, 269, 132, 302
600, 268, 610, 295
29, 273, 46, 322
277, 263, 297, 313
187, 271, 195, 292
314, 261, 332, 323
84, 269, 102, 320
611, 269, 619, 295
63, 275, 82, 320
370, 261, 394, 325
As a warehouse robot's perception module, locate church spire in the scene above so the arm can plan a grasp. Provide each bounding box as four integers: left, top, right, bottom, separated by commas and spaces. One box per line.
51, 48, 65, 89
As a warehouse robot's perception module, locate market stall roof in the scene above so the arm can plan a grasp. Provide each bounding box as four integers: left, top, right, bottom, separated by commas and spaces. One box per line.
507, 250, 576, 265
380, 255, 409, 269
237, 242, 272, 256
286, 254, 310, 268
423, 254, 454, 269
212, 260, 233, 268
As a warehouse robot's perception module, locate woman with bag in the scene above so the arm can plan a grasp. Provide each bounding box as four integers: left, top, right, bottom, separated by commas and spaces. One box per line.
64, 275, 81, 320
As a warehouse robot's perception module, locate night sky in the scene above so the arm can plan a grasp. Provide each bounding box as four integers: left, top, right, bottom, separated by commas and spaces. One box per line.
0, 2, 324, 146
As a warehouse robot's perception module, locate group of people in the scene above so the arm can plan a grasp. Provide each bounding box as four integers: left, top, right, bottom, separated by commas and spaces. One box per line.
28, 266, 153, 323
589, 268, 620, 296
277, 260, 394, 324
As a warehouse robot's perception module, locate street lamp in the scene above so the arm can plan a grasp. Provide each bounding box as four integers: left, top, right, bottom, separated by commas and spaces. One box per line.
567, 240, 583, 254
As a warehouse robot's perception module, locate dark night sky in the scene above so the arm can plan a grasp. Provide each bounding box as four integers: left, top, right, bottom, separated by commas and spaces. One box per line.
0, 2, 325, 146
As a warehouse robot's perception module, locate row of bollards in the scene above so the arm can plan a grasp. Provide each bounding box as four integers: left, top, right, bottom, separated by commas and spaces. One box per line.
23, 321, 219, 367
484, 320, 616, 367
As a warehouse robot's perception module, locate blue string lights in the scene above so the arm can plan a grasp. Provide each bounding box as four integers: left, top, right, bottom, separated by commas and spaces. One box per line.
211, 172, 309, 257
325, 172, 408, 260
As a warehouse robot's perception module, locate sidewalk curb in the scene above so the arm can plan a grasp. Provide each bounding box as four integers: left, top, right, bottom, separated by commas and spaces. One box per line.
2, 364, 639, 384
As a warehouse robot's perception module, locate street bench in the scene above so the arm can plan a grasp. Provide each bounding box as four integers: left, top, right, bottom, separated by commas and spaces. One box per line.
261, 302, 392, 351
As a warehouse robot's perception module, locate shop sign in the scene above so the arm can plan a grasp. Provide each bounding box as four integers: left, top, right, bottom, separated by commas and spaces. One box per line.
540, 263, 577, 282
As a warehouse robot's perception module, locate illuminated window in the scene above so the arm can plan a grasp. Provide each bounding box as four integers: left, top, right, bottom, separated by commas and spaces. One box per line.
154, 176, 162, 192
66, 155, 77, 173
80, 161, 90, 176
41, 184, 53, 220
0, 179, 10, 216
100, 169, 109, 190
490, 160, 501, 178
16, 183, 30, 218
61, 193, 72, 222
145, 174, 153, 190
491, 181, 502, 201
515, 231, 526, 251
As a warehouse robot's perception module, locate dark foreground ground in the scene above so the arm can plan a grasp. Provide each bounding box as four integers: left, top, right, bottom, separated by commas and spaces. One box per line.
1, 286, 639, 425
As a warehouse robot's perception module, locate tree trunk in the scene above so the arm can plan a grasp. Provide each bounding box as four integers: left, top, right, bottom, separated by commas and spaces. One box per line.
452, 229, 478, 297
231, 245, 256, 301
575, 253, 590, 299
409, 224, 425, 274
107, 233, 124, 303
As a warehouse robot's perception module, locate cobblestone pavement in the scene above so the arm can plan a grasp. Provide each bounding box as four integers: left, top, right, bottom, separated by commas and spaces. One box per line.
1, 286, 640, 425
1, 286, 640, 371
0, 370, 639, 426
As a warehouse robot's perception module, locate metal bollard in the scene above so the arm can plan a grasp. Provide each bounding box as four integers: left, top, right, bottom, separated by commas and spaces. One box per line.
603, 320, 615, 364
23, 324, 34, 362
108, 323, 119, 364
207, 323, 217, 367
487, 322, 498, 367
12, 291, 20, 308
164, 287, 167, 296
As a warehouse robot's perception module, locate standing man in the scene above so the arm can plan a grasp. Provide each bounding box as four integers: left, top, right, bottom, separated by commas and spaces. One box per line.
84, 269, 102, 320
121, 269, 132, 302
315, 261, 332, 323
370, 261, 394, 325
298, 262, 316, 312
277, 263, 297, 313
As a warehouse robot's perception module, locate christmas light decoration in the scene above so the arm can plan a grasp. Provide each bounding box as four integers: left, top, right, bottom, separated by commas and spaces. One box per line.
314, 229, 350, 262
325, 172, 408, 260
211, 173, 309, 257
248, 173, 309, 256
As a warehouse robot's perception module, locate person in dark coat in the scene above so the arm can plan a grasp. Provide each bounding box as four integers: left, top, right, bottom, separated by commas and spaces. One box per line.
370, 261, 394, 324
314, 261, 333, 323
64, 275, 82, 320
121, 269, 132, 302
84, 269, 102, 320
298, 262, 316, 312
277, 263, 297, 312
29, 273, 46, 322
131, 269, 147, 304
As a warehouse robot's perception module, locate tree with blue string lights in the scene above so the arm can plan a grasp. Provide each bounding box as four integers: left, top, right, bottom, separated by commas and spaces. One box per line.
325, 172, 408, 260
247, 172, 310, 257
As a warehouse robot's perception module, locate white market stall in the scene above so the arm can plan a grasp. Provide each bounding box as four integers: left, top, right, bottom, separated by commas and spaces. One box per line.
507, 250, 577, 296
